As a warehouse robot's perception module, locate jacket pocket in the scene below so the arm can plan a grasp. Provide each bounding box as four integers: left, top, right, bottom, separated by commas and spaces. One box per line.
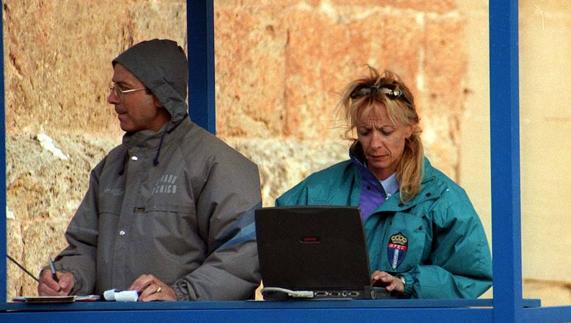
138, 202, 198, 255
127, 202, 203, 283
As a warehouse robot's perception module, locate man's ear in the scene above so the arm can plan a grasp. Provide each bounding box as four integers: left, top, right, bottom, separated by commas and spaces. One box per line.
152, 95, 163, 109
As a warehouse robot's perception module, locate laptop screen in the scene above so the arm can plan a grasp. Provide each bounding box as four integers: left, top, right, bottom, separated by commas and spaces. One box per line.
255, 206, 371, 291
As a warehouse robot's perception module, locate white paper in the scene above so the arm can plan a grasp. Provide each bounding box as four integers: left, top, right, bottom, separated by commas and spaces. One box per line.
103, 289, 139, 302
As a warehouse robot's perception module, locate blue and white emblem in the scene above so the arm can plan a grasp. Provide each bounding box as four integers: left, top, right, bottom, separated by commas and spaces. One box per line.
387, 232, 408, 270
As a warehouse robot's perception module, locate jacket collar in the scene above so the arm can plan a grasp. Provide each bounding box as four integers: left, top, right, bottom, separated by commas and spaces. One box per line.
116, 118, 190, 175
349, 141, 441, 211
378, 159, 440, 212
122, 117, 189, 150
348, 142, 399, 197
122, 128, 163, 149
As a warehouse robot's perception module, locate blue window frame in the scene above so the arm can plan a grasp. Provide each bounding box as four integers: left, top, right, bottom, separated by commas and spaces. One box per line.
187, 0, 216, 134
1, 0, 571, 322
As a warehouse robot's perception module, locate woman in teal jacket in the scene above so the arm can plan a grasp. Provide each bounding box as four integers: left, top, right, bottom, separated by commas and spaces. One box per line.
276, 67, 492, 299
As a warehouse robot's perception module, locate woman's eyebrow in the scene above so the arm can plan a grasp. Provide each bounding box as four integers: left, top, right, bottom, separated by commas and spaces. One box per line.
358, 121, 394, 127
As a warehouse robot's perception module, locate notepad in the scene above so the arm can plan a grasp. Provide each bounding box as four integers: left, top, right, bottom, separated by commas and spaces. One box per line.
12, 295, 100, 303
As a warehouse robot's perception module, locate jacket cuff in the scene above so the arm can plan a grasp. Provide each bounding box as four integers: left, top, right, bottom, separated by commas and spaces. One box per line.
399, 272, 414, 297
58, 267, 83, 295
67, 270, 83, 295
172, 280, 197, 301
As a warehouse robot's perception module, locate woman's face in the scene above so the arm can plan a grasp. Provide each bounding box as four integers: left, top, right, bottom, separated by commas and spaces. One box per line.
356, 103, 412, 180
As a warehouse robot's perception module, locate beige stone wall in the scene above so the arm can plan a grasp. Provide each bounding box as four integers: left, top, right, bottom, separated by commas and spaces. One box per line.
519, 0, 571, 305
215, 1, 469, 180
4, 0, 187, 299
4, 0, 571, 306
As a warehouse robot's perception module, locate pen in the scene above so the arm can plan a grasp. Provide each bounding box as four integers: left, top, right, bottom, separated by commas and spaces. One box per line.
49, 256, 59, 282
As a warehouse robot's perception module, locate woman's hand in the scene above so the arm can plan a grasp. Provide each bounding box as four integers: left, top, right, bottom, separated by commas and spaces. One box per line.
129, 274, 177, 301
371, 270, 405, 295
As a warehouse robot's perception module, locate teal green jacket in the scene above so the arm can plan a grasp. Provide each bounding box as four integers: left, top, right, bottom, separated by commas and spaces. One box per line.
276, 158, 492, 299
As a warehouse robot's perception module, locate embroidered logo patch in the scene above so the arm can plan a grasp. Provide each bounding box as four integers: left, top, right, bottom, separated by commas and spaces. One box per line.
387, 232, 408, 270
152, 174, 178, 194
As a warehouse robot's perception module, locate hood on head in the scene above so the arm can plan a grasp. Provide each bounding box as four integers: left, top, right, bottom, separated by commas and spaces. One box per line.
112, 39, 188, 126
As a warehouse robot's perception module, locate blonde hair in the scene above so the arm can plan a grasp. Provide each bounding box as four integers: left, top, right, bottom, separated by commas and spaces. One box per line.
339, 66, 424, 202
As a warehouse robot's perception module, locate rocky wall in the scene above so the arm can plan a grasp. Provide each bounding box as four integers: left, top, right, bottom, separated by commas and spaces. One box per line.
4, 0, 188, 299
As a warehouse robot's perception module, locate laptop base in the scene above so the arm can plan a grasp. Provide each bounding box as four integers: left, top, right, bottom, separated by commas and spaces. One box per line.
261, 286, 394, 301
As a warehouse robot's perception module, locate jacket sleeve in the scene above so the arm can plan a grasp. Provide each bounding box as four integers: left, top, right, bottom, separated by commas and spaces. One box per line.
52, 163, 102, 295
172, 155, 262, 300
275, 180, 310, 206
403, 189, 493, 299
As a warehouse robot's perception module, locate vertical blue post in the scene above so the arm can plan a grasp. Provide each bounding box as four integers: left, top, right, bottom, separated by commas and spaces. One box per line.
0, 0, 7, 304
187, 0, 216, 134
490, 0, 521, 322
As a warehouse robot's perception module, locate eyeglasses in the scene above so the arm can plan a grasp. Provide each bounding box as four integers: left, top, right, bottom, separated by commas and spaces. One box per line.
350, 83, 413, 107
109, 84, 146, 99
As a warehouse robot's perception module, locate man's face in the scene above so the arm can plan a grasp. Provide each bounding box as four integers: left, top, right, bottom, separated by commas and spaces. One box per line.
108, 64, 170, 133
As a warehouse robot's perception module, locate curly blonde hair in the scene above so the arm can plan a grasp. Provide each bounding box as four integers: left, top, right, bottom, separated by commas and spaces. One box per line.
339, 66, 424, 202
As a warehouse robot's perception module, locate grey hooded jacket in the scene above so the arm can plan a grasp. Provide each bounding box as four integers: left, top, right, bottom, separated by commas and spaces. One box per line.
54, 39, 262, 300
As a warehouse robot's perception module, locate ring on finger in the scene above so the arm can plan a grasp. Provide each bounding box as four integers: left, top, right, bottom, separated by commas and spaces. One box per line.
155, 286, 162, 294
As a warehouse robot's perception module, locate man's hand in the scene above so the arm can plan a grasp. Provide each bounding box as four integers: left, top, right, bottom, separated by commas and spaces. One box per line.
129, 274, 176, 301
371, 270, 405, 295
38, 269, 74, 296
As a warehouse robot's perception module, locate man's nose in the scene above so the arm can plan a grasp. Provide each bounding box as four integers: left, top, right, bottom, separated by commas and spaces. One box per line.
108, 92, 119, 105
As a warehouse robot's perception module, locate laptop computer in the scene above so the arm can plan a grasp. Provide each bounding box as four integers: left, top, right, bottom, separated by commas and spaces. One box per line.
255, 206, 392, 300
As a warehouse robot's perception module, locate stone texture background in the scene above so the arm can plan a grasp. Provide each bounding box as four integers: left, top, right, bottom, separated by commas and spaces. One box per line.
3, 0, 571, 306
518, 0, 571, 296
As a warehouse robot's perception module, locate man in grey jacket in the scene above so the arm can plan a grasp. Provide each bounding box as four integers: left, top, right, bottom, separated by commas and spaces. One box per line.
37, 39, 262, 301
